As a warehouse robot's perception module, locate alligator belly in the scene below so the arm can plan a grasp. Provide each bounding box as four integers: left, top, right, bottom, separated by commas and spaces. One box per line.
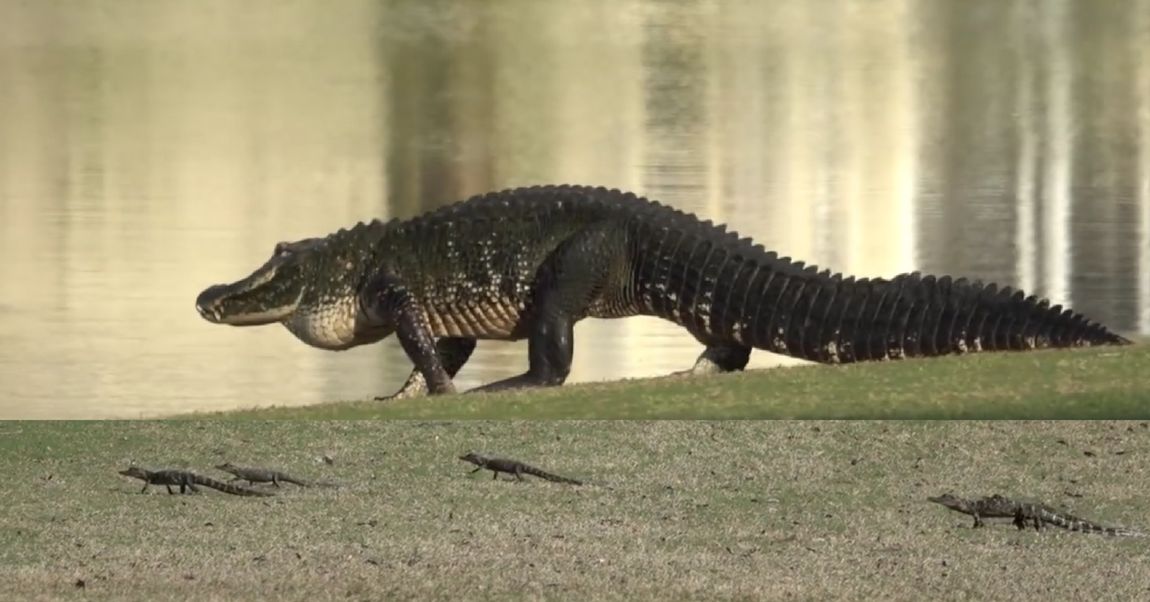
425, 301, 525, 339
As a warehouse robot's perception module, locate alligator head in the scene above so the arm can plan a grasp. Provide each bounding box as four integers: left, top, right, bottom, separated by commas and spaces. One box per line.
195, 230, 387, 350
196, 239, 321, 326
927, 493, 970, 512
118, 466, 148, 480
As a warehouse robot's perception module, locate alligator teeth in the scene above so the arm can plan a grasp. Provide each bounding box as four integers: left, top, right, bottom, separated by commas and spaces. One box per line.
196, 304, 221, 322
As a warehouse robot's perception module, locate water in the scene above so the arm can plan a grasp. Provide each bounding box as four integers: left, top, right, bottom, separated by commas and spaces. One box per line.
2, 0, 1148, 418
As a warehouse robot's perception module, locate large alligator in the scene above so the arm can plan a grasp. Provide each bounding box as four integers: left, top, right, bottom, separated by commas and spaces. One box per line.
195, 185, 1130, 399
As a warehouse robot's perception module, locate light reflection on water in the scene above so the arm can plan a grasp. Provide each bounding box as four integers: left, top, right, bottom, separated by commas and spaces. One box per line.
1, 0, 1148, 417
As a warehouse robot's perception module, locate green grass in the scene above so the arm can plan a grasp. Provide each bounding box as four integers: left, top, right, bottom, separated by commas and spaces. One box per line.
2, 421, 1149, 600
190, 345, 1150, 419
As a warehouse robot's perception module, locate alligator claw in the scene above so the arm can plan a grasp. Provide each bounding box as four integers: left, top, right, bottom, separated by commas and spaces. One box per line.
375, 371, 430, 401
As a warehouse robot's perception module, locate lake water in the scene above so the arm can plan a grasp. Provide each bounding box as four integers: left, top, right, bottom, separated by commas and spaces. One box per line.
2, 0, 1148, 418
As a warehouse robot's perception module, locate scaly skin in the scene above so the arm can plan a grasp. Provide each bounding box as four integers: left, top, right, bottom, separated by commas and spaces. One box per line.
928, 493, 1146, 536
195, 185, 1132, 399
118, 467, 274, 497
214, 462, 310, 487
459, 452, 582, 485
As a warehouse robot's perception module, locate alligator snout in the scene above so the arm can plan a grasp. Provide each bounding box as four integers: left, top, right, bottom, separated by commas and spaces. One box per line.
195, 285, 228, 323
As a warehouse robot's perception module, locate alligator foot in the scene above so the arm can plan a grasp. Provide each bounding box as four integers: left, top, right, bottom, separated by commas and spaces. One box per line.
375, 374, 456, 400
375, 370, 430, 402
375, 337, 476, 401
670, 343, 751, 378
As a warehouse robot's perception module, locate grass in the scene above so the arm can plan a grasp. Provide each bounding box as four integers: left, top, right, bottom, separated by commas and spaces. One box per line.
5, 347, 1148, 598
190, 344, 1150, 419
2, 421, 1149, 600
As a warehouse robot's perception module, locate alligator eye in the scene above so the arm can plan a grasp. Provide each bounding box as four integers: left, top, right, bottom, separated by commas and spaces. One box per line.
274, 242, 291, 256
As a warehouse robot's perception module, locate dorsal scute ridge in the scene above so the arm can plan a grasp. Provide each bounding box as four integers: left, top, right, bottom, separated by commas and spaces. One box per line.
323, 218, 391, 251
436, 185, 810, 283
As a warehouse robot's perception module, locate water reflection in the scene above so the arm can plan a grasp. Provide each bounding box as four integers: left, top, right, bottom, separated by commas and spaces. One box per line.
1, 0, 1148, 417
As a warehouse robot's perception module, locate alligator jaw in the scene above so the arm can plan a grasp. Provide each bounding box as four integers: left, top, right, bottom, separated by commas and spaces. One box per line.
195, 279, 302, 326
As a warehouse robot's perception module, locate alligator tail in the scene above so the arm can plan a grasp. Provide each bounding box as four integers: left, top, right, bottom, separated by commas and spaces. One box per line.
192, 475, 275, 497
630, 207, 1128, 363
849, 273, 1130, 361
1044, 510, 1147, 537
523, 466, 582, 485
735, 268, 1129, 364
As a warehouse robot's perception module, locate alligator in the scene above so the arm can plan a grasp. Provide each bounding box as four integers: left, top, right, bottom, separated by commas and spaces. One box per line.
214, 462, 311, 487
928, 493, 1146, 536
194, 184, 1131, 399
118, 466, 274, 497
458, 452, 583, 485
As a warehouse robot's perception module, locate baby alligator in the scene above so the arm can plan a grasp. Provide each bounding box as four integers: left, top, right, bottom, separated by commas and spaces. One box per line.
119, 467, 273, 497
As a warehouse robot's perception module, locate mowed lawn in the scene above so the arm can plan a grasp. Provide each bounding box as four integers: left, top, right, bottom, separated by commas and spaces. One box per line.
2, 421, 1150, 600
199, 344, 1150, 419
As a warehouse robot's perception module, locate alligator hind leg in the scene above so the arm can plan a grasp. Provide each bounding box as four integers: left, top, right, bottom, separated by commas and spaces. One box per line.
470, 224, 622, 393
375, 337, 477, 401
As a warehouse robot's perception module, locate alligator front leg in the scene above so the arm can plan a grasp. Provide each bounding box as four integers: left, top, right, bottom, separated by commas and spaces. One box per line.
361, 273, 456, 395
375, 337, 477, 401
471, 224, 621, 393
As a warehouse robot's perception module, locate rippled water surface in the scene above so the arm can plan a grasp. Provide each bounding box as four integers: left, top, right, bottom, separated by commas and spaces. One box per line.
2, 0, 1148, 417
